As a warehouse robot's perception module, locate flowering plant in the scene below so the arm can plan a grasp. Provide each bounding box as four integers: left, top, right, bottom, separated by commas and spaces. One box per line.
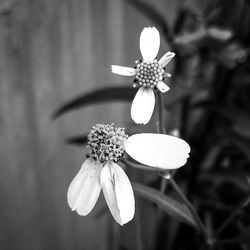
54, 1, 250, 248
67, 124, 135, 225
112, 27, 174, 124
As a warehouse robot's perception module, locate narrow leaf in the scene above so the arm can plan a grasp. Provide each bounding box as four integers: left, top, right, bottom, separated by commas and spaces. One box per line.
52, 85, 136, 119
132, 182, 198, 228
65, 134, 88, 146
65, 128, 135, 147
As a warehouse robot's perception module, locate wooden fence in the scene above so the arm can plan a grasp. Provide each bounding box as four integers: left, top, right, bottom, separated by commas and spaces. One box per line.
0, 0, 175, 249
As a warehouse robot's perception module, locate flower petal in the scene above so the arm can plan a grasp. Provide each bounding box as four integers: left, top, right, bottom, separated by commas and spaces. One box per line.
101, 162, 135, 225
140, 27, 160, 62
67, 158, 102, 215
157, 81, 170, 93
111, 65, 136, 76
124, 133, 191, 170
158, 51, 175, 68
131, 87, 155, 124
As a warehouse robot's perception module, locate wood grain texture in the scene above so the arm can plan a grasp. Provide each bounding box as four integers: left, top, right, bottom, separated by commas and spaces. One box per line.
0, 0, 177, 249
0, 0, 126, 249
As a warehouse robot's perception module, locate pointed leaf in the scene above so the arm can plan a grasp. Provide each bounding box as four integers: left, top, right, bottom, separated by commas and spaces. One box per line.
65, 134, 88, 146
65, 128, 134, 147
52, 85, 136, 119
132, 182, 198, 228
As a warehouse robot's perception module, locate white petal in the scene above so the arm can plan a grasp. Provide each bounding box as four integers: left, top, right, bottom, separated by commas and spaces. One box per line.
111, 65, 136, 76
131, 87, 155, 124
101, 162, 135, 225
157, 81, 170, 93
124, 133, 191, 170
67, 158, 102, 215
158, 51, 175, 68
140, 27, 160, 62
110, 162, 135, 224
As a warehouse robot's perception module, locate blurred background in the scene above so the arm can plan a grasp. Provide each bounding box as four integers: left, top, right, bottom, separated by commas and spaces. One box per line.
1, 0, 250, 249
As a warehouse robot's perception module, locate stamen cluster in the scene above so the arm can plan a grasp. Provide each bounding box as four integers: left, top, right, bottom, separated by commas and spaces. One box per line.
134, 59, 165, 89
87, 123, 128, 164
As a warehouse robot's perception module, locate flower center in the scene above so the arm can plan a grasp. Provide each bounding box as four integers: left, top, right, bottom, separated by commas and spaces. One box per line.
86, 123, 128, 164
134, 59, 165, 89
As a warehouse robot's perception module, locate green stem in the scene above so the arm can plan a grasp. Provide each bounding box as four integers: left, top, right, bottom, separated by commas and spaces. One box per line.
166, 174, 211, 243
156, 91, 168, 220
112, 221, 120, 250
135, 202, 143, 250
160, 177, 167, 194
157, 176, 168, 222
156, 91, 167, 192
215, 193, 250, 235
156, 91, 166, 134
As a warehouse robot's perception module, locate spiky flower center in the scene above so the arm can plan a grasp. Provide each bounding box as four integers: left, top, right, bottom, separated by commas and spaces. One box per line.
134, 59, 165, 89
87, 123, 128, 164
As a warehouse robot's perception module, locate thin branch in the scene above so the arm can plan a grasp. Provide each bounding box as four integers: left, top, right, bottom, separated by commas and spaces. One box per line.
156, 91, 166, 134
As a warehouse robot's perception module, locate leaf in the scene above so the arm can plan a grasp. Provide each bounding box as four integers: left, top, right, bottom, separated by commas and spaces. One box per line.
52, 85, 136, 119
65, 134, 88, 146
132, 182, 198, 228
65, 128, 135, 147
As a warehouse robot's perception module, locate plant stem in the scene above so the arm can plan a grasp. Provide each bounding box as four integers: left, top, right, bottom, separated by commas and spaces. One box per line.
156, 88, 212, 244
166, 174, 211, 243
135, 202, 143, 250
156, 91, 166, 134
156, 91, 168, 222
160, 177, 167, 193
156, 91, 167, 191
215, 193, 250, 235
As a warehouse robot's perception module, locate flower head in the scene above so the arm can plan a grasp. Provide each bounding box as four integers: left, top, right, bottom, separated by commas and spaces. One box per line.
111, 27, 175, 124
67, 124, 135, 225
86, 124, 128, 163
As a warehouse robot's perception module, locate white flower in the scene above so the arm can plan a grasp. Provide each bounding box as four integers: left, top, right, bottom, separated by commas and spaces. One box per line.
67, 124, 135, 225
111, 27, 175, 125
124, 133, 190, 170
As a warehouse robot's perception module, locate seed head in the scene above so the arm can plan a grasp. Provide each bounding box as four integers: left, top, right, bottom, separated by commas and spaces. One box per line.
87, 123, 128, 164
